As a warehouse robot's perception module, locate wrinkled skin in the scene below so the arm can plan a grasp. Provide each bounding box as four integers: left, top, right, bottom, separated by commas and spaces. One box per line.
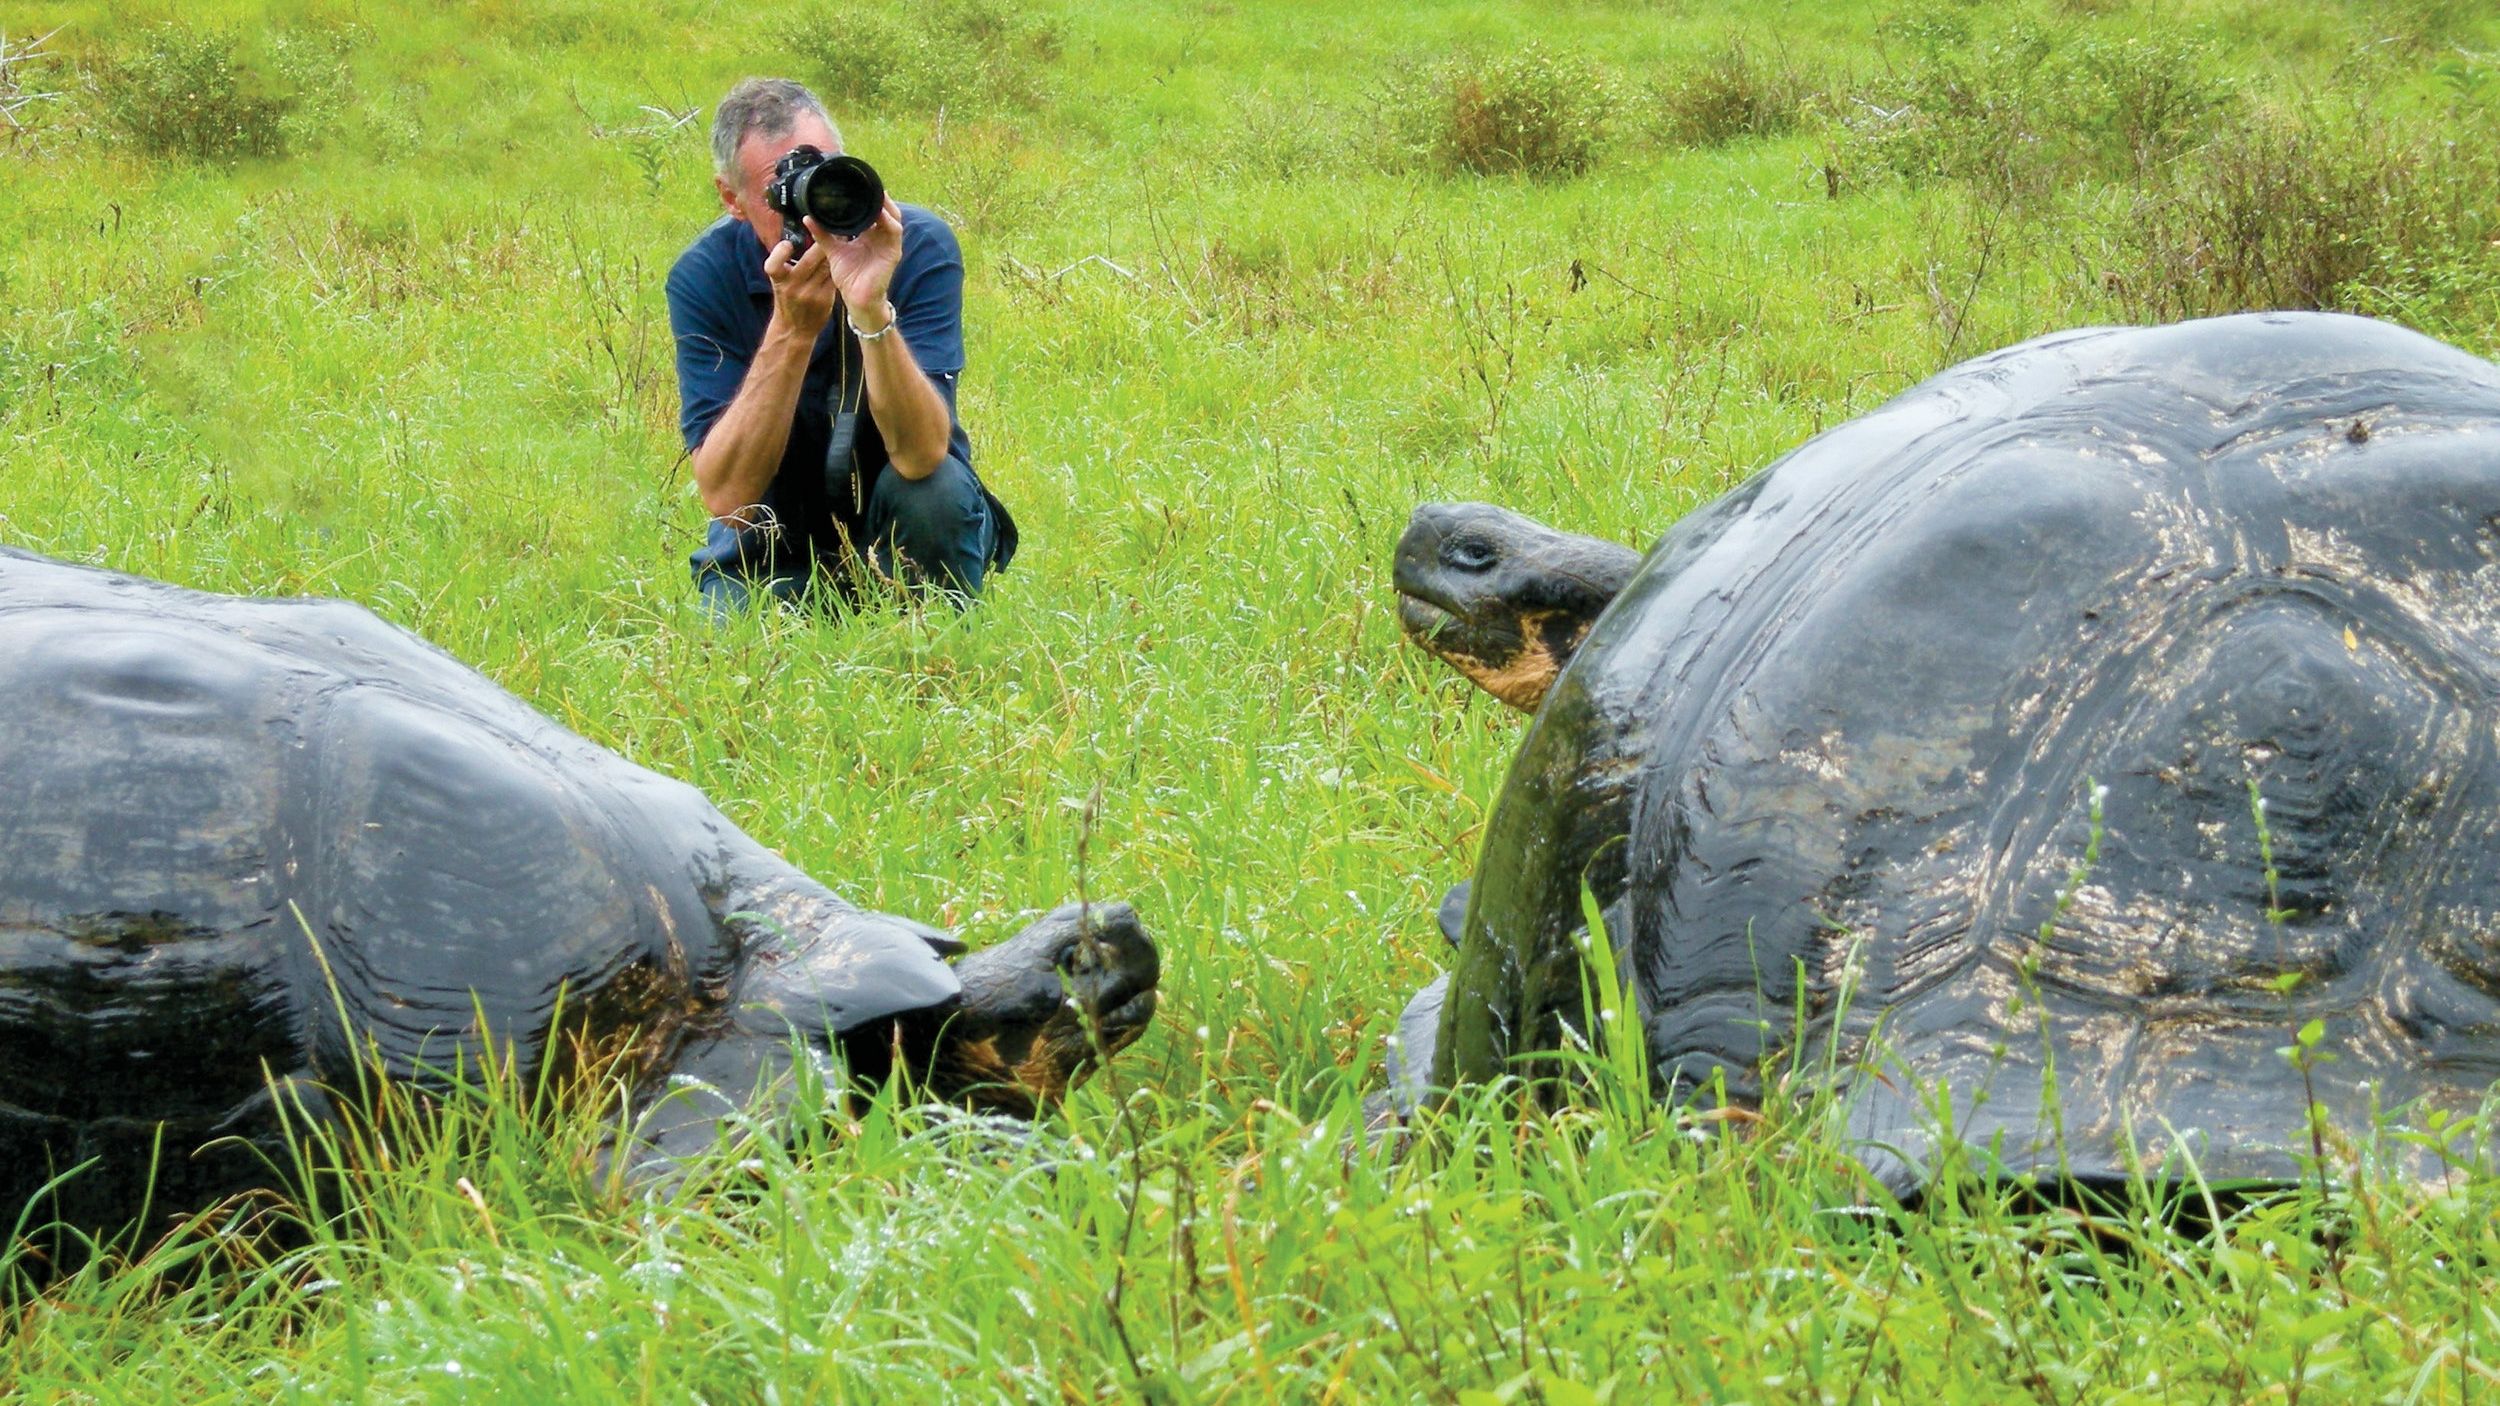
1393, 503, 1642, 712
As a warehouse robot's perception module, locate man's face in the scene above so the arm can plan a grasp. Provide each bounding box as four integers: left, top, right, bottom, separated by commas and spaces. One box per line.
715, 114, 842, 250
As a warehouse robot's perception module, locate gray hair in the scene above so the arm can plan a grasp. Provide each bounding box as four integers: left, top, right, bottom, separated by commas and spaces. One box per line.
710, 78, 839, 177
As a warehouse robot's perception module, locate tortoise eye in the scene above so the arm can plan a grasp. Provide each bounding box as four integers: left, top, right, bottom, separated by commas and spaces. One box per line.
1444, 536, 1498, 571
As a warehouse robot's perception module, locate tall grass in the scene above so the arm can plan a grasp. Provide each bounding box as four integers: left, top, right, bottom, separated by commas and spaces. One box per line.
4, 0, 2500, 1397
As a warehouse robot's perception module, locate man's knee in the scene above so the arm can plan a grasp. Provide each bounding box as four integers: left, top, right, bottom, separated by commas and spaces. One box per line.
867, 457, 993, 596
872, 455, 985, 534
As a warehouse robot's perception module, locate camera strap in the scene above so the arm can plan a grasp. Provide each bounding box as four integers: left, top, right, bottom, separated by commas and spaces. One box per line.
820, 328, 866, 516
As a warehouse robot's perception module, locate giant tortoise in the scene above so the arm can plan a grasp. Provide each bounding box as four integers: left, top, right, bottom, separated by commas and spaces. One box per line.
0, 548, 1159, 1247
1390, 311, 2500, 1196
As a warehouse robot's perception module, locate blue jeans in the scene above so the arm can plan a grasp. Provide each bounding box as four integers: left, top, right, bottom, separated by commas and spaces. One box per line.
698, 455, 998, 619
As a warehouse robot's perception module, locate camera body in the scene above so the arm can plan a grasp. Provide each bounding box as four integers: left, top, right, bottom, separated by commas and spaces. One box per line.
765, 145, 886, 254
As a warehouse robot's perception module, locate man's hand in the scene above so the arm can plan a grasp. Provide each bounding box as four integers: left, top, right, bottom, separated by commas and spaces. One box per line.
819, 200, 906, 322
818, 198, 950, 479
764, 231, 838, 339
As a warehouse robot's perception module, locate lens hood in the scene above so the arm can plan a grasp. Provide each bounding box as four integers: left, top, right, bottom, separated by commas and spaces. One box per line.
795, 153, 885, 240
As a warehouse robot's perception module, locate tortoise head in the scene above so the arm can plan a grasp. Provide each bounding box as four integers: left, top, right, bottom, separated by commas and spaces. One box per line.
614, 898, 1155, 1178
726, 874, 1158, 1120
912, 900, 1161, 1118
1393, 502, 1643, 713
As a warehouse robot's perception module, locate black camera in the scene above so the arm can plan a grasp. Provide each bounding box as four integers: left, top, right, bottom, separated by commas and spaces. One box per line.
765, 144, 885, 254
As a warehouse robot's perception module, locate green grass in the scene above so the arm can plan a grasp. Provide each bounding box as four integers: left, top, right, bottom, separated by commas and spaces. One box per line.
5, 0, 2500, 1398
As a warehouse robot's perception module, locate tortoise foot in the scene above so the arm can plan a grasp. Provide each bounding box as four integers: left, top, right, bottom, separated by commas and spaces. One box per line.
925, 901, 1160, 1116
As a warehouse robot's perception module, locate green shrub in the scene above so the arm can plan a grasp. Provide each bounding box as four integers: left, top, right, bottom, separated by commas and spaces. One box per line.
2087, 100, 2500, 329
778, 0, 1061, 116
1383, 44, 1616, 179
2059, 31, 2237, 177
92, 24, 351, 163
1209, 87, 1368, 181
95, 26, 284, 160
2431, 52, 2496, 114
1840, 14, 2058, 198
1644, 42, 1812, 148
1839, 12, 2235, 200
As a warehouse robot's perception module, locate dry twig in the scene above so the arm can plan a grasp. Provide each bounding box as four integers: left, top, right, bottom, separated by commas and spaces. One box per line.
0, 28, 66, 144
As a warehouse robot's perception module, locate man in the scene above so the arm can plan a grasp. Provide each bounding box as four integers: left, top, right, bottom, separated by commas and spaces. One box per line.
668, 78, 1015, 612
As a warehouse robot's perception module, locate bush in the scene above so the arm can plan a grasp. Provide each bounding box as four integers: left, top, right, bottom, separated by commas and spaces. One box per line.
1644, 43, 1812, 148
1209, 87, 1368, 181
1839, 12, 2235, 201
2430, 52, 2496, 115
778, 0, 1061, 116
1839, 13, 2057, 199
96, 27, 283, 160
2087, 100, 2500, 328
2059, 31, 2238, 177
1381, 44, 1615, 179
92, 24, 352, 163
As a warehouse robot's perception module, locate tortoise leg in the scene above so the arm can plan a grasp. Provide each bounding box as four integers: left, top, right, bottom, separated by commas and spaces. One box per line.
1380, 973, 1447, 1121
1364, 887, 1465, 1137
916, 901, 1160, 1117
1436, 881, 1470, 949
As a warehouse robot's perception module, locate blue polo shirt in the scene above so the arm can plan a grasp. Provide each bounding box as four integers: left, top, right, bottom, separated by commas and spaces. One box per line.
666, 205, 1013, 578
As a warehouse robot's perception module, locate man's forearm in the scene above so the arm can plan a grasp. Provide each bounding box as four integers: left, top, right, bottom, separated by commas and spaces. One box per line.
856, 312, 954, 480
691, 324, 816, 520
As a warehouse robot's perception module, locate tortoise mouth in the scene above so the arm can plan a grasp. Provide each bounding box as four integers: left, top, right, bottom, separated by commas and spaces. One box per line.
1397, 591, 1460, 642
1090, 988, 1159, 1048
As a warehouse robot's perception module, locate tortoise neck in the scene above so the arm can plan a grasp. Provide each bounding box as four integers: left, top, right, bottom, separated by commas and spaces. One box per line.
712, 835, 963, 1039
712, 833, 852, 954
725, 873, 855, 959
712, 855, 875, 1053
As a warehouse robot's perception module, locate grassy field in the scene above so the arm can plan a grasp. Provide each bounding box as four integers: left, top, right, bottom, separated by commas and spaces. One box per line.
5, 0, 2500, 1399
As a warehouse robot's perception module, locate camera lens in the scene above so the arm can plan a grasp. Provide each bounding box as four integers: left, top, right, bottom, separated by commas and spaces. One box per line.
797, 154, 885, 240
